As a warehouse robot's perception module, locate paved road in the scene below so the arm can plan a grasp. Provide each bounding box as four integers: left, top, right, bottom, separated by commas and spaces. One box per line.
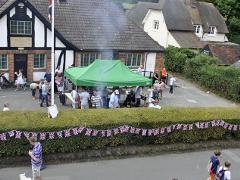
1, 149, 240, 180
0, 76, 238, 111
161, 77, 238, 107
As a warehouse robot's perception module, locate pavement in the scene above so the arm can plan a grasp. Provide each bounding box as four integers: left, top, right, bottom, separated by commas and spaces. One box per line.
0, 76, 238, 111
0, 149, 240, 180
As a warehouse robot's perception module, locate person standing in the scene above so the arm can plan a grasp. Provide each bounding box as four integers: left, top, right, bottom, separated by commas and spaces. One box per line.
28, 136, 42, 180
44, 71, 51, 83
79, 87, 90, 109
91, 90, 103, 109
161, 67, 168, 84
208, 150, 221, 180
169, 74, 176, 94
152, 71, 159, 86
71, 86, 79, 109
109, 89, 120, 108
135, 86, 142, 107
137, 65, 144, 76
216, 161, 231, 180
40, 80, 49, 107
15, 69, 24, 91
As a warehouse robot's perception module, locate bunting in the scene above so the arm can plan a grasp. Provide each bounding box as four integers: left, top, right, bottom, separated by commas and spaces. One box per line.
0, 120, 240, 141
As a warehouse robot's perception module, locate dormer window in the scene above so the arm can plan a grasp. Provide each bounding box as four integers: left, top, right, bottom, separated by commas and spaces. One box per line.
208, 26, 216, 35
153, 20, 159, 30
194, 25, 201, 34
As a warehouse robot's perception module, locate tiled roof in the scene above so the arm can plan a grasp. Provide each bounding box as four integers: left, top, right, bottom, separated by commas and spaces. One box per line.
204, 43, 240, 65
171, 31, 203, 49
0, 0, 163, 51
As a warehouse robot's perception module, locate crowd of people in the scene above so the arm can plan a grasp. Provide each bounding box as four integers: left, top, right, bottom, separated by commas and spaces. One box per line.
2, 66, 178, 111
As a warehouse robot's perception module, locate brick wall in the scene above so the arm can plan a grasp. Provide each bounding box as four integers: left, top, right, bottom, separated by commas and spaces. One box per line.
154, 52, 165, 74
0, 50, 51, 82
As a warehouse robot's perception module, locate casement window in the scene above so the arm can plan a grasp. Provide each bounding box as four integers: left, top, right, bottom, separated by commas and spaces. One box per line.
125, 53, 142, 68
34, 54, 46, 69
153, 20, 159, 30
80, 53, 98, 67
0, 54, 8, 70
194, 25, 201, 34
10, 20, 32, 35
208, 26, 216, 35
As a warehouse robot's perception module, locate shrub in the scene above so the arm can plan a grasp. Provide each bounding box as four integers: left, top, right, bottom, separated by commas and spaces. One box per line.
0, 108, 240, 158
164, 46, 188, 73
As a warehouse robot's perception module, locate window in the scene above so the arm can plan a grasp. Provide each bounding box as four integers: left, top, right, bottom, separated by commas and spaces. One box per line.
153, 20, 159, 30
125, 53, 142, 68
194, 25, 201, 34
0, 55, 8, 70
34, 54, 46, 69
10, 20, 32, 35
208, 26, 216, 35
80, 53, 98, 67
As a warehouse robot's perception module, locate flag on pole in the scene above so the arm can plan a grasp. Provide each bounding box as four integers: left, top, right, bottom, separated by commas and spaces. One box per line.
48, 0, 52, 21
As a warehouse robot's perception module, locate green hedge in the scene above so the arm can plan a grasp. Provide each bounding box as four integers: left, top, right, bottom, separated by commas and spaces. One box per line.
1, 108, 240, 157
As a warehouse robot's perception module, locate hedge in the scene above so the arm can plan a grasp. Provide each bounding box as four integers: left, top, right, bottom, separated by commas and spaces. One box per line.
1, 108, 240, 158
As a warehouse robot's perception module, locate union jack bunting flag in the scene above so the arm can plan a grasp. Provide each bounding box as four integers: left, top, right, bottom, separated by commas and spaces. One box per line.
48, 0, 52, 21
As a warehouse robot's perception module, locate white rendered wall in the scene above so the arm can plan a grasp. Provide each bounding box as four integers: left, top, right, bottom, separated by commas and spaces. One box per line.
26, 8, 32, 18
145, 53, 156, 77
10, 8, 15, 17
202, 33, 227, 42
143, 10, 169, 48
65, 50, 74, 68
0, 15, 7, 47
195, 25, 203, 38
47, 29, 52, 47
33, 72, 46, 81
142, 10, 180, 48
55, 50, 62, 69
56, 38, 65, 48
168, 32, 180, 47
34, 17, 45, 47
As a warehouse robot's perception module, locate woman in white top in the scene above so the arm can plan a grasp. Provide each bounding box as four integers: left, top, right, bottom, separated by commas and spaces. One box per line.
15, 69, 24, 90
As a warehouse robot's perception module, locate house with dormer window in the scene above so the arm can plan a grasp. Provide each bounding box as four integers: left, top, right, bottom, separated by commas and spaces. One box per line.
127, 0, 229, 49
0, 0, 164, 82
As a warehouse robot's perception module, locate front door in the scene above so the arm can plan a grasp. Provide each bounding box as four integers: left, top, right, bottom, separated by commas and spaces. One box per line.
14, 54, 27, 80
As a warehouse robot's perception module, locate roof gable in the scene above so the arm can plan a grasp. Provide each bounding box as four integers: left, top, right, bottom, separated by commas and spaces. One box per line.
0, 0, 163, 51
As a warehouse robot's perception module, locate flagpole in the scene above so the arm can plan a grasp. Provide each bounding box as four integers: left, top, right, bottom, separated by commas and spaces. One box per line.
51, 0, 55, 105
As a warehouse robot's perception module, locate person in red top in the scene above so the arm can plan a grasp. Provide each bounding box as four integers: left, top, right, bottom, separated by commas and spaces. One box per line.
161, 67, 168, 84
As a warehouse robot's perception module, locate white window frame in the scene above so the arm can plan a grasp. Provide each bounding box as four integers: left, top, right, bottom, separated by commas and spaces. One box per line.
0, 54, 8, 70
208, 26, 216, 35
125, 53, 142, 68
153, 20, 159, 30
10, 20, 32, 35
194, 25, 201, 34
80, 52, 98, 67
33, 54, 46, 69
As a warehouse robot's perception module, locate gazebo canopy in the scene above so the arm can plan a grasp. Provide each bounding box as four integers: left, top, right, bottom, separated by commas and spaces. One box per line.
64, 59, 151, 87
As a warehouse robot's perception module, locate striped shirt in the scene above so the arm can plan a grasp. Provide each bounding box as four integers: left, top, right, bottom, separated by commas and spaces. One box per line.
31, 142, 42, 167
91, 95, 102, 108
